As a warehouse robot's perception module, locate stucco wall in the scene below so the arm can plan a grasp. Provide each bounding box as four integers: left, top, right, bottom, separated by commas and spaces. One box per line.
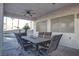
35, 4, 79, 49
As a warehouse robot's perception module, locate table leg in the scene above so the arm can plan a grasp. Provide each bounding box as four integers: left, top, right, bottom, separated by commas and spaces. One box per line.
36, 44, 38, 51
35, 44, 40, 56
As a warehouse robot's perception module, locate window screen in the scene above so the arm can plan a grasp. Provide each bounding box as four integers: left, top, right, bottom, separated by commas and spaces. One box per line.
36, 20, 47, 32
51, 15, 74, 33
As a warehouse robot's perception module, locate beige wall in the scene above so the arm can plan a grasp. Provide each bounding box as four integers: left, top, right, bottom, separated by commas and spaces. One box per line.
35, 4, 79, 49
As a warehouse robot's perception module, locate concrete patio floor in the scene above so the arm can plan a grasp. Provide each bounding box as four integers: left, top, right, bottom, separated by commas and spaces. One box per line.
3, 36, 79, 56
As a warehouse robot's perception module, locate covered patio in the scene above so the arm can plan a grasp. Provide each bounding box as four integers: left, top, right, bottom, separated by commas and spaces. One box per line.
1, 3, 79, 56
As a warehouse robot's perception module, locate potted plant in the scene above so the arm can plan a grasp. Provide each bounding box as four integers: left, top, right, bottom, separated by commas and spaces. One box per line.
23, 23, 30, 35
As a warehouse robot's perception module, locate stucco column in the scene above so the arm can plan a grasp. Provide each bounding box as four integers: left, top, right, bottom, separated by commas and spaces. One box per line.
47, 19, 51, 32
0, 3, 3, 55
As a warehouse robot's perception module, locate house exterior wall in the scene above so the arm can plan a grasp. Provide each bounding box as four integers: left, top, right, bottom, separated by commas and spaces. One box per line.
35, 4, 79, 49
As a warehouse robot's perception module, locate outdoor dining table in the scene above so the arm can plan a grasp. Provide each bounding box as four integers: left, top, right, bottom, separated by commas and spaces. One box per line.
21, 36, 51, 55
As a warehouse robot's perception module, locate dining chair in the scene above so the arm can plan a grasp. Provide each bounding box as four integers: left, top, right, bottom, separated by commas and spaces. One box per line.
39, 34, 63, 56
40, 32, 52, 48
38, 32, 44, 38
15, 31, 31, 44
14, 33, 34, 55
44, 32, 52, 38
20, 32, 26, 36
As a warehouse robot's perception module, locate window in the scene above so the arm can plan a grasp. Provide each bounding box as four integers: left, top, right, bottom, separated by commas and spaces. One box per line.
4, 17, 7, 31
19, 19, 31, 29
13, 18, 19, 30
51, 15, 74, 33
36, 20, 47, 32
3, 16, 33, 31
7, 17, 13, 30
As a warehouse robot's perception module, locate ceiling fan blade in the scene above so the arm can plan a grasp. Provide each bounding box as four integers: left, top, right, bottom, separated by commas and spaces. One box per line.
22, 9, 36, 17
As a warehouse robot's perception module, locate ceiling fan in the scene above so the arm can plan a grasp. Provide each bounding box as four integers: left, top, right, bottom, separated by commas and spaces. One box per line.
23, 10, 36, 17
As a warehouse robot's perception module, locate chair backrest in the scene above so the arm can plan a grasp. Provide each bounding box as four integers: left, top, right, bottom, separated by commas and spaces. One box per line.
14, 33, 24, 50
47, 34, 62, 53
38, 32, 44, 38
44, 32, 52, 39
20, 32, 26, 36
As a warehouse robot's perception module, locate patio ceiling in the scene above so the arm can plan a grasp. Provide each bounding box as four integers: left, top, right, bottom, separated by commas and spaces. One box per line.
4, 3, 71, 20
